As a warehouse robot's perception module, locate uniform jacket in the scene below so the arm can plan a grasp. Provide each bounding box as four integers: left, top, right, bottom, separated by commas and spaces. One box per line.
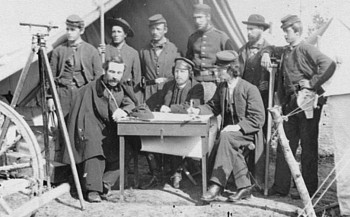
62, 76, 137, 164
186, 26, 234, 71
140, 39, 180, 101
198, 78, 265, 181
157, 78, 204, 112
238, 39, 270, 87
50, 41, 103, 84
105, 43, 141, 87
262, 41, 336, 104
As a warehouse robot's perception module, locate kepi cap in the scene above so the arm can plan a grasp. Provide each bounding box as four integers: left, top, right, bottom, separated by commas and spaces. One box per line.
110, 17, 134, 37
148, 14, 167, 26
280, 14, 301, 29
175, 57, 195, 70
216, 50, 239, 66
193, 3, 211, 15
242, 14, 270, 30
66, 14, 84, 28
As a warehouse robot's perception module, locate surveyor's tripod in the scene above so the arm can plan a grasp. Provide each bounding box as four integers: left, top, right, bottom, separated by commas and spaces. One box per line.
0, 23, 85, 210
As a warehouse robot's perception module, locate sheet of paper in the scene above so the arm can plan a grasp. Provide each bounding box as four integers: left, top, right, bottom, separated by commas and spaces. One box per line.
141, 116, 218, 158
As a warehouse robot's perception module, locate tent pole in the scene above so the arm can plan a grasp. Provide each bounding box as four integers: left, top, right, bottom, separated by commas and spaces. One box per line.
100, 0, 105, 64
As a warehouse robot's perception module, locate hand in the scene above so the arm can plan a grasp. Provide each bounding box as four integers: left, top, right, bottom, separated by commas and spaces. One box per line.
98, 44, 106, 55
112, 108, 128, 122
155, 77, 167, 84
160, 105, 171, 113
299, 79, 311, 89
261, 53, 272, 70
258, 81, 269, 91
187, 107, 200, 115
222, 124, 241, 132
47, 98, 56, 112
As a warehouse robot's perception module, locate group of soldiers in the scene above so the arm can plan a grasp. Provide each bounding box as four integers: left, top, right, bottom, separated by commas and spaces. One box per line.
48, 2, 336, 209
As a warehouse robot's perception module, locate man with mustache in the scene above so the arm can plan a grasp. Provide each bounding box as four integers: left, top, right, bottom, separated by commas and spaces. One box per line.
239, 14, 271, 119
186, 3, 234, 102
63, 59, 137, 202
140, 14, 180, 108
100, 18, 142, 102
188, 50, 265, 202
49, 14, 103, 118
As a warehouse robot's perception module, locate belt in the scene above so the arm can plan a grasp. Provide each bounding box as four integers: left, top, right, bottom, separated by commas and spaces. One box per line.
194, 69, 218, 82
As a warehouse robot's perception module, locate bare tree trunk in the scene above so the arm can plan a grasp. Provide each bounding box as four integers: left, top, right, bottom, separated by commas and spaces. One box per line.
269, 106, 316, 217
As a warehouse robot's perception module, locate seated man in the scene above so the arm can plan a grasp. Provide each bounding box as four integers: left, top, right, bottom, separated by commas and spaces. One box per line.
158, 57, 204, 188
188, 50, 265, 202
62, 59, 137, 202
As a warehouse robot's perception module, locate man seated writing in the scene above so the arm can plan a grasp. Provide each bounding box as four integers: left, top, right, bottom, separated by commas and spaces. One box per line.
62, 59, 137, 202
188, 50, 265, 202
158, 57, 204, 189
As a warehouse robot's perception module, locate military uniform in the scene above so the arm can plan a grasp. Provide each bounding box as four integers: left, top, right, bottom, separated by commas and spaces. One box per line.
50, 15, 103, 117
186, 26, 234, 82
105, 18, 142, 101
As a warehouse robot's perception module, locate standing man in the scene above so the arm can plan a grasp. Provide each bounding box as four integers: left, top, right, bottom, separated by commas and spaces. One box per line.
101, 18, 142, 101
49, 14, 103, 117
186, 3, 234, 102
261, 15, 336, 198
140, 14, 180, 109
188, 50, 265, 202
63, 59, 137, 202
239, 14, 271, 110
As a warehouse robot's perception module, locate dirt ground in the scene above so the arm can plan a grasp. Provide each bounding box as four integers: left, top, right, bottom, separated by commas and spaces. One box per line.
3, 106, 340, 217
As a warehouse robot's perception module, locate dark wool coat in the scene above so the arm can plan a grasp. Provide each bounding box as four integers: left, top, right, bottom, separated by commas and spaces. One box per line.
140, 39, 180, 101
198, 78, 266, 182
157, 78, 204, 112
62, 76, 137, 164
50, 41, 103, 83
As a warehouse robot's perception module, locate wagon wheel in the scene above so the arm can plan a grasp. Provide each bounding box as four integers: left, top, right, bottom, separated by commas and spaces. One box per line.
0, 100, 44, 216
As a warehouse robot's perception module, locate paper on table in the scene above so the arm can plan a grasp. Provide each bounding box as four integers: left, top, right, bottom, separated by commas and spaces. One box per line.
151, 112, 212, 122
141, 116, 218, 158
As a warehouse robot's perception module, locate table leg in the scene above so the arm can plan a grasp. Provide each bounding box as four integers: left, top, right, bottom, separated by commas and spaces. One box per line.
201, 136, 207, 194
120, 136, 125, 201
134, 151, 139, 188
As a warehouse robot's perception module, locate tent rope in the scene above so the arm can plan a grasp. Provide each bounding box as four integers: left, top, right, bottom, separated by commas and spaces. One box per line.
297, 144, 350, 217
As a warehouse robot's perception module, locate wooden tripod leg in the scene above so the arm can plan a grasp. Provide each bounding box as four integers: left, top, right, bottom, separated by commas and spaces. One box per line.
40, 48, 85, 210
38, 49, 51, 188
269, 106, 316, 217
0, 50, 36, 150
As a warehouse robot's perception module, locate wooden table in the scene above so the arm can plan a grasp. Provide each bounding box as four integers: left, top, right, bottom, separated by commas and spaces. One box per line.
117, 114, 212, 200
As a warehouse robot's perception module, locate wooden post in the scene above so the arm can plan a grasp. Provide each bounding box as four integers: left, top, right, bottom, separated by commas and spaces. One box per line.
100, 0, 105, 64
264, 65, 277, 195
269, 106, 316, 217
3, 183, 70, 217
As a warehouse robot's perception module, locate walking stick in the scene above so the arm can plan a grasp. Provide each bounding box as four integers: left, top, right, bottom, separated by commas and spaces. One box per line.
264, 65, 276, 195
100, 0, 105, 64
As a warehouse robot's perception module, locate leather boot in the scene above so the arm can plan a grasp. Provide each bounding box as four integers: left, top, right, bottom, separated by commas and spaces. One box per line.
228, 185, 254, 202
201, 183, 222, 202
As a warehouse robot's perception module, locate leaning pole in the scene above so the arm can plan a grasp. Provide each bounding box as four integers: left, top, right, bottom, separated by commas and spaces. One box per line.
269, 106, 316, 217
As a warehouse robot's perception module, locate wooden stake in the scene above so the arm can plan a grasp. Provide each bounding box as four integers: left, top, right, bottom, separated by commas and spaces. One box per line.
269, 106, 316, 217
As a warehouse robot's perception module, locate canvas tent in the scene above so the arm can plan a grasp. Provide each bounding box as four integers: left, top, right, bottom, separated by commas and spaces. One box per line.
0, 0, 245, 104
307, 17, 350, 214
306, 17, 350, 96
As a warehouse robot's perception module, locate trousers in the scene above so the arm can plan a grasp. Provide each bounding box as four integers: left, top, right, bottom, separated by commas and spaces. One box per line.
273, 98, 322, 195
210, 131, 254, 189
80, 156, 119, 193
